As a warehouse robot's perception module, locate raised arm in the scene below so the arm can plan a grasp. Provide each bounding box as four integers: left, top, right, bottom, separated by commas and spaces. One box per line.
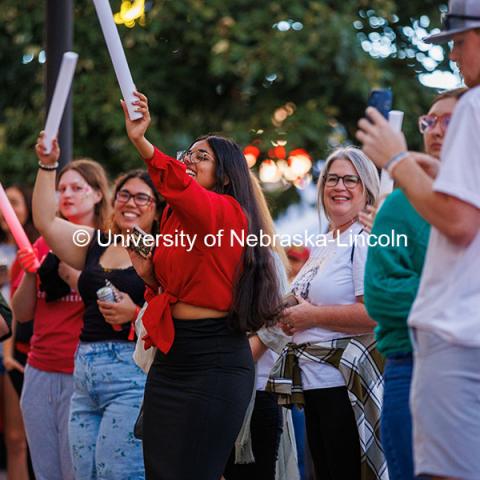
32, 132, 92, 270
281, 296, 375, 336
123, 92, 246, 237
357, 108, 480, 247
11, 270, 37, 324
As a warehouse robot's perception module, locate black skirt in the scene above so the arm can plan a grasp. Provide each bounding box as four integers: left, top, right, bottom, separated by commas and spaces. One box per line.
143, 318, 254, 480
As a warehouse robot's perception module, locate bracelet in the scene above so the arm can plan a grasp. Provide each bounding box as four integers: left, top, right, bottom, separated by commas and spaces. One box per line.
131, 305, 141, 322
384, 151, 409, 175
38, 161, 59, 171
128, 306, 141, 341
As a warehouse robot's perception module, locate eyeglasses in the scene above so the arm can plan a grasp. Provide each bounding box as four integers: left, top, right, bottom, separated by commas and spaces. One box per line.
441, 13, 480, 31
324, 174, 361, 189
418, 114, 452, 134
115, 189, 154, 207
177, 149, 214, 165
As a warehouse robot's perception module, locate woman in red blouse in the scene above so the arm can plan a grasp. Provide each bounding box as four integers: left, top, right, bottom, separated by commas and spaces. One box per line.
122, 92, 282, 480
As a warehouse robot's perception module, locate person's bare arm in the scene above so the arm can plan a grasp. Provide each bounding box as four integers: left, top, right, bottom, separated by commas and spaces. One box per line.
33, 133, 93, 271
121, 94, 155, 160
58, 262, 81, 291
249, 335, 269, 362
281, 296, 375, 336
0, 314, 9, 338
357, 108, 480, 247
390, 157, 480, 247
11, 272, 37, 323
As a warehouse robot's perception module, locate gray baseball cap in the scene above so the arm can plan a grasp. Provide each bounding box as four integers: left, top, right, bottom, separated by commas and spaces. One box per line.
424, 0, 480, 44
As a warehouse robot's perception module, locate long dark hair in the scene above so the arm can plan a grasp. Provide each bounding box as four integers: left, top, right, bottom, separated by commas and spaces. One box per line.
109, 169, 165, 235
0, 184, 39, 244
192, 135, 282, 332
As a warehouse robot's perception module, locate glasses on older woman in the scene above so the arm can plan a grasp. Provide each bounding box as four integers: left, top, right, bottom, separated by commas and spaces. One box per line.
418, 114, 452, 134
324, 173, 361, 189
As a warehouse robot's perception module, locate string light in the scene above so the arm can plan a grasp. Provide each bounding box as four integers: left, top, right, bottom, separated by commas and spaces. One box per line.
114, 0, 146, 28
245, 142, 313, 188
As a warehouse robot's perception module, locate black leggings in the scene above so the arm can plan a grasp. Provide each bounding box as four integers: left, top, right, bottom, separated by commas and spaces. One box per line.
143, 318, 254, 480
304, 387, 361, 480
7, 349, 27, 398
223, 391, 283, 480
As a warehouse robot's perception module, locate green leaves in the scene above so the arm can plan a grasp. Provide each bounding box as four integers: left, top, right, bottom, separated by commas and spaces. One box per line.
0, 0, 447, 216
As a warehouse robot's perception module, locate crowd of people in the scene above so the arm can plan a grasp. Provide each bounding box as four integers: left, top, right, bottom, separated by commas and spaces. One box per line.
0, 1, 478, 479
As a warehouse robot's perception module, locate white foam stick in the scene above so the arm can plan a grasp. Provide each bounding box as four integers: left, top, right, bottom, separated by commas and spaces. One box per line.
379, 110, 405, 197
43, 52, 78, 154
388, 110, 404, 132
92, 0, 142, 121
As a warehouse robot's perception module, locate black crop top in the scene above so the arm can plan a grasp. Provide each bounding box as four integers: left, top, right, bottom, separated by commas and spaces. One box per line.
77, 232, 146, 342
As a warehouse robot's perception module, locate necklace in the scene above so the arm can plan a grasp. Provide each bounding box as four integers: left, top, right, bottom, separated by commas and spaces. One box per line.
329, 216, 357, 234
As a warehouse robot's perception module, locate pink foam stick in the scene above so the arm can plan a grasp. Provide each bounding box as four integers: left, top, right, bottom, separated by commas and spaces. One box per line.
0, 183, 39, 268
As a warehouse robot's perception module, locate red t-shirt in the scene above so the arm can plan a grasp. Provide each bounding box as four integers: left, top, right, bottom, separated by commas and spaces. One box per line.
26, 237, 84, 373
142, 147, 247, 353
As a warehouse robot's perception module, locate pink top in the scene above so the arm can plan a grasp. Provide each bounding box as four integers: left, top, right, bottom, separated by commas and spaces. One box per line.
26, 237, 84, 373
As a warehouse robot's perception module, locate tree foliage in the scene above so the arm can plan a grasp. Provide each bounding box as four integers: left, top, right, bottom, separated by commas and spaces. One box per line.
0, 0, 449, 216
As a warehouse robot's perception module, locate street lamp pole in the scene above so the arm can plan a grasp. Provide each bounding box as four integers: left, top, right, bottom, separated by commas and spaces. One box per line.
46, 0, 74, 169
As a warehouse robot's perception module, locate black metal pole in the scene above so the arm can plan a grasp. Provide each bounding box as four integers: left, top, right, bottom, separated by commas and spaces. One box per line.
46, 0, 74, 169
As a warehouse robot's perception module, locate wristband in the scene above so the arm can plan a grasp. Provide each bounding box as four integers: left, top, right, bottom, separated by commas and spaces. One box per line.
38, 161, 59, 171
128, 306, 141, 341
385, 151, 409, 175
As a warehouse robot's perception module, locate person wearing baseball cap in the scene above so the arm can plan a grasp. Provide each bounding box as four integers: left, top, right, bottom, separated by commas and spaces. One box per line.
424, 0, 480, 44
356, 1, 480, 478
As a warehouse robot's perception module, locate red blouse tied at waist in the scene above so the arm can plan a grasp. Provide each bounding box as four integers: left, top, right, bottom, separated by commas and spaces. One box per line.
141, 147, 247, 354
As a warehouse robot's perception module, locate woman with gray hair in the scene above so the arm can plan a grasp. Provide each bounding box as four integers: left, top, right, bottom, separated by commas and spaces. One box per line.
267, 146, 386, 480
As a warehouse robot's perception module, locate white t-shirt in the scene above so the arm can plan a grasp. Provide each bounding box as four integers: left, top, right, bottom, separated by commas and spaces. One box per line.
408, 86, 480, 346
290, 222, 368, 389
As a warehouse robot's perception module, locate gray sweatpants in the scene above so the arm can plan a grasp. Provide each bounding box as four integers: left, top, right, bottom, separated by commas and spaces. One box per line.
20, 364, 75, 480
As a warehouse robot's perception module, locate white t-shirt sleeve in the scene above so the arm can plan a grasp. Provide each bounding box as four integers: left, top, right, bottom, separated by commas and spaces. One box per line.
434, 92, 480, 209
352, 232, 369, 297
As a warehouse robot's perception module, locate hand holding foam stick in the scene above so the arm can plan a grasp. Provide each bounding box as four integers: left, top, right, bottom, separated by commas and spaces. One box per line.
92, 0, 142, 121
379, 110, 405, 197
0, 184, 39, 272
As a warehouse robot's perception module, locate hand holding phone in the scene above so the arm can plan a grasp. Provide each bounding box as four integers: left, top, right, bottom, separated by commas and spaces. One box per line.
367, 89, 393, 120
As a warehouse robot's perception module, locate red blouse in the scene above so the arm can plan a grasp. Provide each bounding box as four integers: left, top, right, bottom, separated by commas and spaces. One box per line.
142, 147, 247, 353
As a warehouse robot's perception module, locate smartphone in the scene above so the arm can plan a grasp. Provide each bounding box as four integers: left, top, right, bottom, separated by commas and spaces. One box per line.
129, 225, 154, 259
367, 89, 393, 119
282, 293, 299, 309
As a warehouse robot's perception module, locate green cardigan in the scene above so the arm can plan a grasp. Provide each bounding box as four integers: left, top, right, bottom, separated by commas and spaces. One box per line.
364, 189, 430, 357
